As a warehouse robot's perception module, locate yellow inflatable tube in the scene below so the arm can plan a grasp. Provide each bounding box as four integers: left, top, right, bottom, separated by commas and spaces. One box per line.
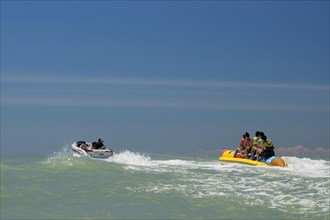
219, 149, 288, 167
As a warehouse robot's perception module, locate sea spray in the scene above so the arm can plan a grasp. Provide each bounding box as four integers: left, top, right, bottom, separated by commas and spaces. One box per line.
1, 146, 329, 219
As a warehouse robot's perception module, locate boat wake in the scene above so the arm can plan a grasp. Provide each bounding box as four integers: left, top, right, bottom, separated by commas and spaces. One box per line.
43, 145, 330, 217
282, 156, 330, 178
46, 145, 329, 177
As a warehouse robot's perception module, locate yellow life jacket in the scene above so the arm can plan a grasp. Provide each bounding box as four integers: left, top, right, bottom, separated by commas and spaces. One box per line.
264, 140, 273, 148
252, 137, 260, 147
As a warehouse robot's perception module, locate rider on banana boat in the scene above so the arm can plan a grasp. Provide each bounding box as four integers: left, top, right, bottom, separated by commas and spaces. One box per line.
250, 134, 275, 161
234, 132, 252, 158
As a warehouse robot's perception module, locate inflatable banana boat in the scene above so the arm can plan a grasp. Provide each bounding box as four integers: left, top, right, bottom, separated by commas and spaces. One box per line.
219, 148, 288, 167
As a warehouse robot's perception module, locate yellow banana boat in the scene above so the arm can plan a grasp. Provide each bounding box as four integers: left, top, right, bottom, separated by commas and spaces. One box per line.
219, 148, 288, 167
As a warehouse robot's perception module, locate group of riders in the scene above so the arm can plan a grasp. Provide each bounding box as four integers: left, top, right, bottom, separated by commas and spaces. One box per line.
78, 133, 275, 161
78, 138, 107, 151
234, 131, 275, 161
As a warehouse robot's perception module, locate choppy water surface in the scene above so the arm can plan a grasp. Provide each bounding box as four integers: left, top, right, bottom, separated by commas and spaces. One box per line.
1, 147, 329, 219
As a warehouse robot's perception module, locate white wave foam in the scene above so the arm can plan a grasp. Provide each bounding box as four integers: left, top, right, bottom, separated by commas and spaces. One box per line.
106, 150, 224, 173
45, 147, 330, 179
106, 150, 153, 166
120, 153, 329, 217
43, 145, 75, 166
44, 147, 329, 216
283, 156, 330, 178
104, 151, 330, 179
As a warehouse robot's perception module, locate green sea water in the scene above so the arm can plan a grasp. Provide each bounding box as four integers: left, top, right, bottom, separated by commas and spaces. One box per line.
1, 147, 329, 219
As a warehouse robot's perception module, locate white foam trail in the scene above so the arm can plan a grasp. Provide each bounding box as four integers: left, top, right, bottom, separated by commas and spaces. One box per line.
117, 151, 329, 216
106, 150, 222, 171
45, 147, 330, 216
283, 156, 330, 178
106, 150, 153, 166
46, 148, 330, 179
105, 151, 330, 178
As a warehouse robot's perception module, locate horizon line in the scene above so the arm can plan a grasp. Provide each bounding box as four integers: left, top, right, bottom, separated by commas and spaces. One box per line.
2, 74, 329, 91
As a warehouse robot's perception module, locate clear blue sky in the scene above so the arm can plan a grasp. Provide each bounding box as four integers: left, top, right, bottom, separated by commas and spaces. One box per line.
1, 0, 329, 156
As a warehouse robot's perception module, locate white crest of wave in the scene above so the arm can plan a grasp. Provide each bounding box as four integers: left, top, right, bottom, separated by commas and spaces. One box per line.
106, 150, 153, 166
283, 156, 330, 178
43, 145, 75, 166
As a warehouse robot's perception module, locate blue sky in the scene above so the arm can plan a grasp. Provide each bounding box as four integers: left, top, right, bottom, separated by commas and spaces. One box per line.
1, 1, 329, 156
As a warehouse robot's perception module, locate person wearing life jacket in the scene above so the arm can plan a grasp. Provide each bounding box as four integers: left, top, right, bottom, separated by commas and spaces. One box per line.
250, 134, 265, 161
250, 131, 261, 160
263, 137, 275, 158
255, 135, 275, 161
252, 131, 261, 147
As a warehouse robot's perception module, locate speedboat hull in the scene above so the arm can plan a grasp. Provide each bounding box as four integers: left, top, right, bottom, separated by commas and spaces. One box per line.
71, 141, 113, 159
219, 149, 288, 167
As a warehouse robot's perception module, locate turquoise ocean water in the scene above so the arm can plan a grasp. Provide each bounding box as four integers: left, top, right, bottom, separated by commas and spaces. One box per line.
1, 146, 329, 219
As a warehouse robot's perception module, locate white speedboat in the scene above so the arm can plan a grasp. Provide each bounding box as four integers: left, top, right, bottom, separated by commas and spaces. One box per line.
71, 141, 114, 159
